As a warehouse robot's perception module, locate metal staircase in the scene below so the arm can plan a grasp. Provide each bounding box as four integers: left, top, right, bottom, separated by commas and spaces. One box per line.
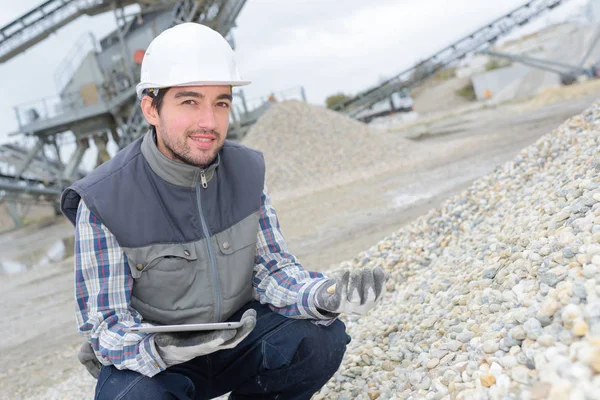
335, 0, 569, 118
0, 0, 134, 64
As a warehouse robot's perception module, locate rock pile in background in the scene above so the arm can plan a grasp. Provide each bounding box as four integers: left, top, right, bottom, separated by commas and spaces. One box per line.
242, 100, 415, 198
315, 103, 600, 399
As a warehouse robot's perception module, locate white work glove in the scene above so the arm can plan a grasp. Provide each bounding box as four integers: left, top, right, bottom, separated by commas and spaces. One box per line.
155, 309, 257, 366
78, 341, 102, 379
315, 267, 387, 315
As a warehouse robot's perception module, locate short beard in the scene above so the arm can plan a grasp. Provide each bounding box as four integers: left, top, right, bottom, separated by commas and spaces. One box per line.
158, 126, 223, 168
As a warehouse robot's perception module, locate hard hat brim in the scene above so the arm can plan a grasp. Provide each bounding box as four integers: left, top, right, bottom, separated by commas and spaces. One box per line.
136, 80, 251, 99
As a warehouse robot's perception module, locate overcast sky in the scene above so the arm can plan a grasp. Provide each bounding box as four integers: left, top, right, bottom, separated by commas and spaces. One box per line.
0, 0, 590, 146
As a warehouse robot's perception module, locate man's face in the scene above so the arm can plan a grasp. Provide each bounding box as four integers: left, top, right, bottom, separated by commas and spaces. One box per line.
142, 85, 232, 168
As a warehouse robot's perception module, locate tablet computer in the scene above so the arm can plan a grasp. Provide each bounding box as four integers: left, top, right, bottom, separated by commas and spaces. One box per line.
125, 321, 243, 334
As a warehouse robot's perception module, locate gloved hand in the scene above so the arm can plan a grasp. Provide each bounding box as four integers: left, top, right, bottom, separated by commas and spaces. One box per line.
78, 341, 102, 379
315, 267, 387, 315
154, 309, 257, 366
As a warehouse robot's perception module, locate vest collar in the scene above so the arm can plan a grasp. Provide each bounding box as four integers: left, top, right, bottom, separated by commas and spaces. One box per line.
140, 129, 220, 188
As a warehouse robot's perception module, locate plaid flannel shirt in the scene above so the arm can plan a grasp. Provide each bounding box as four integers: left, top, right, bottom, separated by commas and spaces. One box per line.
74, 186, 334, 377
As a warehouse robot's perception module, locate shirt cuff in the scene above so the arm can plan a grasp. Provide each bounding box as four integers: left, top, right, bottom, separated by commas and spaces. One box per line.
297, 278, 339, 321
138, 335, 168, 377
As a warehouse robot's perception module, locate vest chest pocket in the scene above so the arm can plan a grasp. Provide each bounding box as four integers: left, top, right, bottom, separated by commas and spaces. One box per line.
214, 215, 259, 302
124, 243, 215, 323
125, 244, 198, 279
215, 230, 256, 255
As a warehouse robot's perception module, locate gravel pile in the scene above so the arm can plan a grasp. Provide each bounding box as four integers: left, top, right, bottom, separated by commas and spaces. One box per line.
315, 103, 600, 399
242, 100, 415, 198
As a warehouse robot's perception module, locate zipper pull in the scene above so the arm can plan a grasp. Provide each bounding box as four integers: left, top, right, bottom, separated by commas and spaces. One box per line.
200, 170, 208, 189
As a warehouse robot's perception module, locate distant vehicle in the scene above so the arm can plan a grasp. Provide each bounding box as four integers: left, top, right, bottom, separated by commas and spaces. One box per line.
356, 90, 414, 123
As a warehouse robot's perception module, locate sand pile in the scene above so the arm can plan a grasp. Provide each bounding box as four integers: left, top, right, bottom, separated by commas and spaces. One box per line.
517, 78, 600, 111
242, 100, 415, 198
315, 101, 600, 399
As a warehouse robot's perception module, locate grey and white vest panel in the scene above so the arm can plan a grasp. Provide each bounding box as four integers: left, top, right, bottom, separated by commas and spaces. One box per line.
61, 131, 265, 325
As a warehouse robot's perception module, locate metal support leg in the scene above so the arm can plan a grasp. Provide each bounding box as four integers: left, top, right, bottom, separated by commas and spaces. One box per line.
15, 138, 44, 179
63, 137, 90, 181
94, 132, 111, 167
6, 198, 23, 229
51, 136, 64, 168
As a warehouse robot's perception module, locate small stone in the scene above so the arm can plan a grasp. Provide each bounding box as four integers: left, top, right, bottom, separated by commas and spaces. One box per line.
480, 373, 496, 387
457, 331, 474, 343
416, 376, 431, 391
381, 360, 394, 371
482, 340, 499, 354
500, 355, 518, 368
559, 330, 574, 345
558, 229, 575, 245
446, 340, 462, 352
483, 268, 497, 279
511, 365, 530, 384
563, 247, 575, 258
426, 358, 440, 369
490, 361, 502, 375
572, 320, 589, 336
585, 348, 600, 373
583, 264, 598, 278
367, 391, 380, 400
509, 325, 527, 340
561, 303, 582, 325
524, 318, 543, 340
537, 334, 554, 347
539, 272, 564, 288
409, 371, 423, 386
573, 283, 587, 299
556, 211, 570, 222
421, 317, 437, 328
577, 254, 590, 266
440, 352, 456, 365
585, 301, 600, 319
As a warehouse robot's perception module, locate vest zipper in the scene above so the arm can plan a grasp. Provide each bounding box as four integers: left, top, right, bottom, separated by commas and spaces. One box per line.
200, 169, 208, 189
195, 176, 222, 322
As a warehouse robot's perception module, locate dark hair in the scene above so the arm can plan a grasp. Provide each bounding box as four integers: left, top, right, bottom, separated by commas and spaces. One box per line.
149, 87, 170, 114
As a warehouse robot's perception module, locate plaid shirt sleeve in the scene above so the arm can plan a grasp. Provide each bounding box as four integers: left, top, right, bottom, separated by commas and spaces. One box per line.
253, 184, 337, 325
75, 200, 167, 377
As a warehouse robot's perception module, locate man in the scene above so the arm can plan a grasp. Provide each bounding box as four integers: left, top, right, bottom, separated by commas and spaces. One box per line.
61, 23, 387, 400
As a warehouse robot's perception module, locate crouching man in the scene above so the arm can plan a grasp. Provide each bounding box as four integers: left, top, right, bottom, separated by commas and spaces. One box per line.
61, 23, 387, 400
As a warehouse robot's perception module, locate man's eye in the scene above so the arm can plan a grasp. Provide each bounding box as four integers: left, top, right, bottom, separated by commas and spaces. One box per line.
183, 100, 196, 105
217, 102, 231, 109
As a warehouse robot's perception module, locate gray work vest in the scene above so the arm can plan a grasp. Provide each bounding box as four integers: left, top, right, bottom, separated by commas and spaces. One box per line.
61, 130, 265, 325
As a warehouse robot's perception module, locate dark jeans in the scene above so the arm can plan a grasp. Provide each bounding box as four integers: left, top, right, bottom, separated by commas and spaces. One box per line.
94, 301, 349, 400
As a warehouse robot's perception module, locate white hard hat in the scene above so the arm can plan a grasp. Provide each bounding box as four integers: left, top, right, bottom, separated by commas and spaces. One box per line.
136, 23, 250, 99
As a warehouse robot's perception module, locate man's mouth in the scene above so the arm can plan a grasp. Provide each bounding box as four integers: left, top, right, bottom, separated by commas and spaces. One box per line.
189, 134, 216, 150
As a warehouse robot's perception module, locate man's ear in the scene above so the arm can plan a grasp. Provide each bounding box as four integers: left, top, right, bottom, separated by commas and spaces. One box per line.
141, 96, 159, 126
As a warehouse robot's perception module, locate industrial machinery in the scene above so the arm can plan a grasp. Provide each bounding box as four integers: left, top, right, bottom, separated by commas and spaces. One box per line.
0, 0, 248, 228
479, 25, 600, 85
334, 0, 570, 121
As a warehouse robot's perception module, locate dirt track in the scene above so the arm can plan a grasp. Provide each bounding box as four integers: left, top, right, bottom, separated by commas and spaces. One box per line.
0, 89, 599, 399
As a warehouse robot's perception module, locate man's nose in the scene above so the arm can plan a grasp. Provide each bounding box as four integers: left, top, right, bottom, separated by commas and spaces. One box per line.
196, 105, 218, 132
